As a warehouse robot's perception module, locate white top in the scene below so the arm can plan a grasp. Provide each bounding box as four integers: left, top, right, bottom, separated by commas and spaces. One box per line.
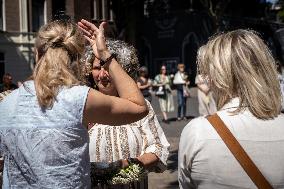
178, 98, 284, 189
173, 71, 186, 85
89, 100, 170, 171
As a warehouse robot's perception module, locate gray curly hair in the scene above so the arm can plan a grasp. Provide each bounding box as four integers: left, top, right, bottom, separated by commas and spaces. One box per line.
82, 39, 139, 80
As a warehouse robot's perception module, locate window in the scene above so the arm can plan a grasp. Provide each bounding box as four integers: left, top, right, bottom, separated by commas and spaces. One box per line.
31, 0, 45, 32
0, 53, 4, 83
0, 0, 3, 30
52, 0, 65, 18
92, 0, 113, 21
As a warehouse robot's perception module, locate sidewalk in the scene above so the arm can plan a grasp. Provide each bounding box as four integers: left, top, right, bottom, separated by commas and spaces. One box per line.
148, 87, 199, 189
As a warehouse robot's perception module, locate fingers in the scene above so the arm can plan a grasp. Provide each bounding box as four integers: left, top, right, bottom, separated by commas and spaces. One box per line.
78, 25, 93, 37
80, 19, 99, 33
78, 20, 99, 43
83, 35, 93, 45
99, 22, 107, 32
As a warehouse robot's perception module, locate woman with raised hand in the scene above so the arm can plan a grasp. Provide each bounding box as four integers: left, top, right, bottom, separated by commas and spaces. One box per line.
84, 39, 169, 189
0, 19, 148, 188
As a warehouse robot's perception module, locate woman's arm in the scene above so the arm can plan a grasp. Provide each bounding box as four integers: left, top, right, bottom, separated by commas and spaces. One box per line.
137, 81, 151, 90
79, 20, 148, 126
137, 101, 170, 171
120, 153, 159, 169
136, 153, 159, 169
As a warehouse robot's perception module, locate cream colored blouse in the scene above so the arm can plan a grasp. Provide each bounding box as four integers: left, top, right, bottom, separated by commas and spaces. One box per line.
89, 100, 170, 171
179, 98, 284, 189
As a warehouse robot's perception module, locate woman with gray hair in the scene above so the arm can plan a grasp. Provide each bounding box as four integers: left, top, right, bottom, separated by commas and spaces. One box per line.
179, 30, 284, 188
84, 39, 170, 189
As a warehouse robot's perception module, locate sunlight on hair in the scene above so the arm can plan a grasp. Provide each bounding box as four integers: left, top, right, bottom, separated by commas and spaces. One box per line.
33, 20, 86, 108
197, 29, 282, 119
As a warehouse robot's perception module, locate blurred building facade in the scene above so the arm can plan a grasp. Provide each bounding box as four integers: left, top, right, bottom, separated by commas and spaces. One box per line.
0, 0, 113, 82
1, 0, 283, 84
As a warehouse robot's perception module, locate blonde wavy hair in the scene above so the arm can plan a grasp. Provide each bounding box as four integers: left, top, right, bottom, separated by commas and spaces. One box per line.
197, 29, 282, 119
33, 20, 86, 108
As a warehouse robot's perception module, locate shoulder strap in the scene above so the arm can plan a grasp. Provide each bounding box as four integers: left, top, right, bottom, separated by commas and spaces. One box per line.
206, 114, 273, 189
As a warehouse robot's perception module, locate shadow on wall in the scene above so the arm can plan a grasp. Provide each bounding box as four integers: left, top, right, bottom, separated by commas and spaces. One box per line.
0, 31, 35, 83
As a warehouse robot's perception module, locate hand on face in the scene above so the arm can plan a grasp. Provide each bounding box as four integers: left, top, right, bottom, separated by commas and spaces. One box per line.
98, 68, 110, 87
92, 61, 117, 95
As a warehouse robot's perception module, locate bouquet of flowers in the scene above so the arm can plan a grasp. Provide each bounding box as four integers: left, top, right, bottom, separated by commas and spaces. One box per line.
91, 159, 146, 186
109, 163, 146, 185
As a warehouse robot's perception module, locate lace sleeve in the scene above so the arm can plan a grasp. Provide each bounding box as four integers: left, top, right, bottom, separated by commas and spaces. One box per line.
140, 100, 170, 172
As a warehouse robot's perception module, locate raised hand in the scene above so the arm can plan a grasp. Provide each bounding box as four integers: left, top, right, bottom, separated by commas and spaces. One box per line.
78, 19, 110, 61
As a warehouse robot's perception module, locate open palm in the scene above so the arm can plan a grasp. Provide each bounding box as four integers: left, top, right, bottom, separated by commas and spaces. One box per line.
78, 19, 109, 60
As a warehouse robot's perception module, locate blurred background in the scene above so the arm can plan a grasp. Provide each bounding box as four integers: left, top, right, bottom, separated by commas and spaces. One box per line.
1, 0, 284, 84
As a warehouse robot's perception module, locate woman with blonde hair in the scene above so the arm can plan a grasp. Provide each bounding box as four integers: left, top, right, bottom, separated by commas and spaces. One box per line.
179, 29, 284, 188
0, 19, 148, 188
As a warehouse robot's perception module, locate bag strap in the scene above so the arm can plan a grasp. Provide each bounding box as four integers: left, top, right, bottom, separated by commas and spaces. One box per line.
206, 114, 273, 189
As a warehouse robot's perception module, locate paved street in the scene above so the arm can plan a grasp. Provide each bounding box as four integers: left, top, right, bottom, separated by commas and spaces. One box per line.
148, 88, 199, 189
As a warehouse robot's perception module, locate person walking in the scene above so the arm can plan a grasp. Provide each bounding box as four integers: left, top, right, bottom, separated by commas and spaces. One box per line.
153, 65, 174, 123
173, 63, 189, 120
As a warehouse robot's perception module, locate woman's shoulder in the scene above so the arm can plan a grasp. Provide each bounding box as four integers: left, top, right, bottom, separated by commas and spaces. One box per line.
65, 84, 90, 92
181, 116, 217, 141
59, 85, 90, 98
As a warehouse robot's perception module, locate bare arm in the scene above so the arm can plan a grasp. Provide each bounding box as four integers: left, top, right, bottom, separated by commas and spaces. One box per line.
137, 81, 150, 90
121, 153, 159, 169
83, 86, 147, 126
79, 20, 148, 126
137, 153, 159, 169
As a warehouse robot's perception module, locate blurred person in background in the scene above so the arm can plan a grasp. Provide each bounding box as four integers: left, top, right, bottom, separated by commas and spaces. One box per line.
137, 66, 152, 102
179, 29, 284, 189
173, 63, 190, 121
0, 73, 18, 92
153, 65, 174, 123
85, 39, 169, 189
195, 70, 217, 116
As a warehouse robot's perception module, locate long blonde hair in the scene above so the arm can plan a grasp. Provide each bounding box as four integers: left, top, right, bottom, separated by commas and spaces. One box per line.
33, 20, 86, 108
197, 29, 282, 119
